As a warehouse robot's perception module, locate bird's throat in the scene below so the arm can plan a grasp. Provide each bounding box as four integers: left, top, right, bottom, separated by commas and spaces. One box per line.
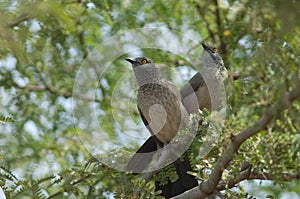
133, 63, 161, 86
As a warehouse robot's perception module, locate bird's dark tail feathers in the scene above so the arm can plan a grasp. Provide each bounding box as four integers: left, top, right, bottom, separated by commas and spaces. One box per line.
155, 152, 198, 198
126, 136, 158, 174
126, 137, 198, 198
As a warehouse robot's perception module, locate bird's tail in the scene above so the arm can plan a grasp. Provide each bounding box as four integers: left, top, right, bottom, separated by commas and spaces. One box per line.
126, 136, 158, 174
126, 137, 198, 198
155, 152, 198, 198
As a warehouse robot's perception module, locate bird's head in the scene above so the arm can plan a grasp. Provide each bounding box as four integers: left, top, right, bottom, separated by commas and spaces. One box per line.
125, 57, 153, 67
202, 43, 224, 69
125, 57, 160, 85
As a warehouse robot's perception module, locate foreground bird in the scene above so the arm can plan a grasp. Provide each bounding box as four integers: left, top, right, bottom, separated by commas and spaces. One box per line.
125, 57, 198, 198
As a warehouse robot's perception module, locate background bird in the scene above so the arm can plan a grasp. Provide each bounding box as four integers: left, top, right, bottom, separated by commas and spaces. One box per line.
181, 43, 227, 114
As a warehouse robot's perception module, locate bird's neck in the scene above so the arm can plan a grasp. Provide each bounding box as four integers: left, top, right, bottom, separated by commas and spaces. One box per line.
201, 63, 228, 81
133, 64, 161, 86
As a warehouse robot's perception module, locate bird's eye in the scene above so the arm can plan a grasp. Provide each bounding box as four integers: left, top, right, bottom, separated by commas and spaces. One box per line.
141, 59, 148, 64
213, 48, 218, 53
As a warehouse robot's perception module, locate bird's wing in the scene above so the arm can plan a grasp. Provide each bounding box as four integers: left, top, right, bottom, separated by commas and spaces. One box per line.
138, 105, 164, 148
180, 72, 205, 99
138, 106, 153, 135
126, 106, 164, 174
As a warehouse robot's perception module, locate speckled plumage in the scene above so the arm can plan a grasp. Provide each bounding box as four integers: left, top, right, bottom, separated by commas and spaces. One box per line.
129, 59, 189, 143
137, 80, 188, 143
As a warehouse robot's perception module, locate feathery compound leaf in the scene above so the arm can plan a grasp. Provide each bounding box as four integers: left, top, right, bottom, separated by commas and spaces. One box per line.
0, 116, 14, 124
0, 166, 18, 181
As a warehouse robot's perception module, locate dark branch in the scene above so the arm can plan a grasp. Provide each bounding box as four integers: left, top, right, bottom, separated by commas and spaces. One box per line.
195, 3, 216, 43
248, 169, 300, 182
217, 167, 300, 191
213, 0, 227, 55
6, 13, 30, 28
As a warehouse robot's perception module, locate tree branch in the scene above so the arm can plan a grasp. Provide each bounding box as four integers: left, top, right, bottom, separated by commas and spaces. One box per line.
6, 12, 30, 28
213, 0, 227, 55
248, 169, 300, 182
172, 80, 300, 199
216, 165, 300, 191
195, 3, 216, 43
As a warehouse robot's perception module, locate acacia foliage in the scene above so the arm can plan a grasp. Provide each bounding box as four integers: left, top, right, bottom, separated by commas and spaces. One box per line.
0, 0, 299, 198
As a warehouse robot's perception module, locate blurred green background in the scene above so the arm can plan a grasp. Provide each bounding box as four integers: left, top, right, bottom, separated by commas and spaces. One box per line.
0, 0, 299, 198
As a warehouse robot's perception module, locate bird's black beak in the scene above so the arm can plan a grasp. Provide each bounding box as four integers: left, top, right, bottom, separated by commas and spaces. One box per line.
125, 58, 137, 64
201, 43, 210, 52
